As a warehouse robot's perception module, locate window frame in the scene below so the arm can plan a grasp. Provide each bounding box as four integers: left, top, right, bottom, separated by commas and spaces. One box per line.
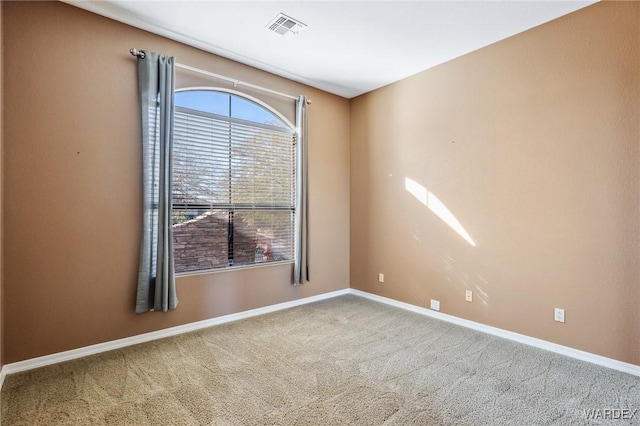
172, 87, 297, 276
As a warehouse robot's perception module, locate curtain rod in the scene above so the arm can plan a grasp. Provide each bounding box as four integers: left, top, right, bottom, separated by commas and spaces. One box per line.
130, 48, 299, 102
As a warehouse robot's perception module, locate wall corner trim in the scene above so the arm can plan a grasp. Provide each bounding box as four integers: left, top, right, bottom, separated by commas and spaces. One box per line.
349, 289, 640, 377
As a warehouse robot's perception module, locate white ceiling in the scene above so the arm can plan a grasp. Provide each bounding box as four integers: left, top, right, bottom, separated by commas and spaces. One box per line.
67, 1, 596, 99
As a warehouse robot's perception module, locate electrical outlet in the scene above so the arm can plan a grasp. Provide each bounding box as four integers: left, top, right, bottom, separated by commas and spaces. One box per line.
465, 290, 473, 302
378, 273, 384, 283
430, 299, 440, 311
554, 308, 565, 323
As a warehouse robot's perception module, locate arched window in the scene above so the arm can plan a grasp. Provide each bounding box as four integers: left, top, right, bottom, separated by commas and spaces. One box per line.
172, 89, 296, 273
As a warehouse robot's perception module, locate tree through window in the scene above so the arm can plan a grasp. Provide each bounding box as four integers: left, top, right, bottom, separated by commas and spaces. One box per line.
172, 89, 296, 273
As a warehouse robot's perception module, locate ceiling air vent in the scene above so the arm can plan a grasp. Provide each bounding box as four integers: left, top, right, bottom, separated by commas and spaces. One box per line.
265, 13, 307, 38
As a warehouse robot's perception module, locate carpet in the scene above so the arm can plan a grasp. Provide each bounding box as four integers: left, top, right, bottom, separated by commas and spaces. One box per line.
2, 295, 639, 425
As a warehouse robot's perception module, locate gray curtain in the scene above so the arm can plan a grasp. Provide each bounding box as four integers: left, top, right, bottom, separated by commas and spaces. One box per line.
135, 50, 178, 313
294, 95, 309, 284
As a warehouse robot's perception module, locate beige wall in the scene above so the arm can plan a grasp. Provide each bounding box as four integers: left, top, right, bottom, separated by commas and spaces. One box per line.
351, 1, 640, 365
2, 1, 349, 363
2, 0, 638, 367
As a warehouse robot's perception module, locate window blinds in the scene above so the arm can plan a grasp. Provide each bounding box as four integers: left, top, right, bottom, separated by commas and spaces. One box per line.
172, 107, 296, 272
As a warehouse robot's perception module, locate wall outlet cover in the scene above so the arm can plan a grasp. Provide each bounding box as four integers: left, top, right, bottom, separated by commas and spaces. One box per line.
378, 273, 384, 283
465, 290, 473, 302
430, 299, 440, 311
554, 308, 565, 323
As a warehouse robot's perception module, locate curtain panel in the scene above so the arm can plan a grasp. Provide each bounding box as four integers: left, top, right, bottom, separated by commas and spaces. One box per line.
294, 95, 309, 285
135, 50, 178, 313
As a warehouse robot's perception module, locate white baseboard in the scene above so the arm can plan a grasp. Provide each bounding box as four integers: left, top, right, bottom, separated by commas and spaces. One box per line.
0, 367, 5, 391
349, 289, 640, 377
0, 288, 350, 389
1, 286, 637, 391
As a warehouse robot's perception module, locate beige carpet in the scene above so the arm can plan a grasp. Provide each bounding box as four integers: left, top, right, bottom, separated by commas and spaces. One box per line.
2, 295, 639, 425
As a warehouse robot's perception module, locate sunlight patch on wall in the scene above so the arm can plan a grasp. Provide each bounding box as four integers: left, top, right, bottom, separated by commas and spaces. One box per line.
405, 177, 476, 247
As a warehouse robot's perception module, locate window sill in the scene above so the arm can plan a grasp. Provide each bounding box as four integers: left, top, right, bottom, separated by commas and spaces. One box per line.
175, 260, 294, 278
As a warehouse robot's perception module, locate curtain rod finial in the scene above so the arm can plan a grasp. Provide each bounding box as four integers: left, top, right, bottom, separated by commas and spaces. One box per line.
130, 48, 145, 59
